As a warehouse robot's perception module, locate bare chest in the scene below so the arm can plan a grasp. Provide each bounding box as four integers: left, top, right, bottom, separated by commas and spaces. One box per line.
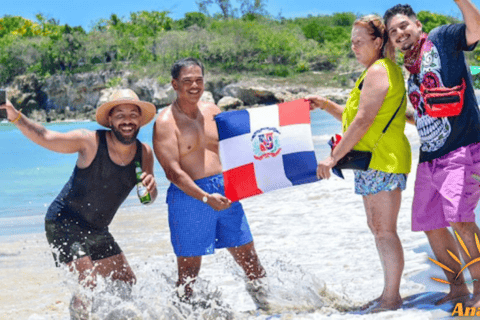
176, 117, 219, 157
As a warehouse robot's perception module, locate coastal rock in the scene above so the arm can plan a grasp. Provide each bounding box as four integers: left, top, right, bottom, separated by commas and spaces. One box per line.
310, 87, 351, 105
130, 77, 170, 105
97, 88, 116, 108
30, 109, 47, 123
206, 78, 235, 102
272, 90, 295, 103
130, 78, 157, 102
43, 71, 126, 111
200, 91, 215, 104
97, 86, 213, 109
8, 74, 45, 114
221, 83, 278, 106
12, 74, 42, 92
217, 96, 243, 110
152, 84, 176, 106
5, 71, 354, 122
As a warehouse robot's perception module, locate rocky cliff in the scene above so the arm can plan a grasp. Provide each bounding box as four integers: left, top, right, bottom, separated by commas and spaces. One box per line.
3, 72, 352, 122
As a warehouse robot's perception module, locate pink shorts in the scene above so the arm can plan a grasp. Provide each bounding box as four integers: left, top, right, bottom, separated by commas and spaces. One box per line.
412, 142, 480, 232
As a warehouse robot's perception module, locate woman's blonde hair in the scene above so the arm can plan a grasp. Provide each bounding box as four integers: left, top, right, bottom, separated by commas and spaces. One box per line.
353, 14, 394, 60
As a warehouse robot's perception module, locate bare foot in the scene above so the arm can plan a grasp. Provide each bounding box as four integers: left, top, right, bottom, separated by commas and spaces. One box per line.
69, 294, 92, 320
435, 290, 471, 305
374, 297, 403, 311
435, 289, 470, 306
358, 296, 381, 311
363, 297, 402, 314
368, 305, 395, 314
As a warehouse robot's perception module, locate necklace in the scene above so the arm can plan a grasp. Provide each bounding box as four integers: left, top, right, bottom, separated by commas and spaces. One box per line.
174, 100, 198, 119
109, 132, 135, 166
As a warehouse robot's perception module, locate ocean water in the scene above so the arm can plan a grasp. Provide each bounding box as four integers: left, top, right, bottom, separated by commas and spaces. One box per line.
0, 110, 342, 239
0, 101, 478, 319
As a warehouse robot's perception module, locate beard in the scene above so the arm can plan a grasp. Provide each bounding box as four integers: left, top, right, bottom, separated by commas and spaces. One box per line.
111, 125, 139, 145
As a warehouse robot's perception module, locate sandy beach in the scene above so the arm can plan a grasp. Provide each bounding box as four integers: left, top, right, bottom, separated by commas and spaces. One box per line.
0, 123, 460, 319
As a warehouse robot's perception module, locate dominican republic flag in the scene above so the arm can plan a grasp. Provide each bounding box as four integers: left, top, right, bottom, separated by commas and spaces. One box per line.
215, 99, 319, 202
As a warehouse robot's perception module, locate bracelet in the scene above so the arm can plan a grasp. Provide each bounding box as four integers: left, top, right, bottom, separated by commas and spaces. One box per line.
10, 109, 22, 123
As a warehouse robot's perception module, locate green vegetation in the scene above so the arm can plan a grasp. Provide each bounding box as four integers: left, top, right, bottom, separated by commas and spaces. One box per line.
0, 5, 479, 88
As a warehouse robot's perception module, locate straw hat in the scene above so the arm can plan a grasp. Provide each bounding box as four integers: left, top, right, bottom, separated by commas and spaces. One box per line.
96, 89, 156, 127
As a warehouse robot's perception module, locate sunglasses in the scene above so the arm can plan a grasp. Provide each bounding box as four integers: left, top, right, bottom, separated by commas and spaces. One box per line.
369, 20, 383, 39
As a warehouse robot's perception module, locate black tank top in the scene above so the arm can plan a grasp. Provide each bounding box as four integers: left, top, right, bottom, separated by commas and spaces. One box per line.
46, 130, 142, 230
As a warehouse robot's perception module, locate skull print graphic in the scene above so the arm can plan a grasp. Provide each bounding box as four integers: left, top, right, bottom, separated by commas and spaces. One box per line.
408, 40, 452, 153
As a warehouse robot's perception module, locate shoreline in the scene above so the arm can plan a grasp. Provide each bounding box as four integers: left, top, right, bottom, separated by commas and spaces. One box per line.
1, 85, 478, 125
0, 164, 449, 319
1, 89, 478, 125
1, 102, 475, 319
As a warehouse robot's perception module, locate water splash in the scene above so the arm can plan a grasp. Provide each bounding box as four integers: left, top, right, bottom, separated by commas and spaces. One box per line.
219, 250, 355, 316
60, 255, 238, 320
47, 249, 360, 319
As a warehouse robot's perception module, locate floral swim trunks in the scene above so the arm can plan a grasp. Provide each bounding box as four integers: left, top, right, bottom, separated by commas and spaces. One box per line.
354, 169, 407, 196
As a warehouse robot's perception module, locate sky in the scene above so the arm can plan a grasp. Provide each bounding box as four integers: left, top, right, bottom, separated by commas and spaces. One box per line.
0, 0, 474, 31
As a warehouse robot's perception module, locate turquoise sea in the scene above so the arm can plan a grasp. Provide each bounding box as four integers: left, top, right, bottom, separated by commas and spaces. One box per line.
0, 110, 341, 238
2, 99, 480, 319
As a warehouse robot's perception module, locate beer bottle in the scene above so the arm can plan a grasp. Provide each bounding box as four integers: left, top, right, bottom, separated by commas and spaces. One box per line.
135, 161, 151, 204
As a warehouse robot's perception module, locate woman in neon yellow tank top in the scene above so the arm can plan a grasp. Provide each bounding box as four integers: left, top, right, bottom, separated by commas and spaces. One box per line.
308, 15, 412, 313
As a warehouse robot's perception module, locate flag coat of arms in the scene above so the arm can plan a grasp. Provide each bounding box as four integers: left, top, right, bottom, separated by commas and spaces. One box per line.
215, 99, 319, 202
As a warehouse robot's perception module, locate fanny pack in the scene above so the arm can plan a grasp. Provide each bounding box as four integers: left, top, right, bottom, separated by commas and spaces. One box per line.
329, 82, 406, 179
420, 78, 466, 118
329, 134, 372, 179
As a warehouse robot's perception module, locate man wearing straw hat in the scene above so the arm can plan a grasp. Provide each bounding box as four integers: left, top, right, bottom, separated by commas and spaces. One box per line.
0, 89, 158, 304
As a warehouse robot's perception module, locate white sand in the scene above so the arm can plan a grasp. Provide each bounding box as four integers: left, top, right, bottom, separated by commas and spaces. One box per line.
0, 125, 453, 319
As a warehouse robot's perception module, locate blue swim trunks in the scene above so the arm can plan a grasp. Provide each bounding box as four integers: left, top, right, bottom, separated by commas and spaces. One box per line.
166, 174, 253, 257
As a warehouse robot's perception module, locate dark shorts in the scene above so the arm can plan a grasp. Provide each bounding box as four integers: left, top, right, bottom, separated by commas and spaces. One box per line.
166, 174, 253, 257
45, 219, 122, 265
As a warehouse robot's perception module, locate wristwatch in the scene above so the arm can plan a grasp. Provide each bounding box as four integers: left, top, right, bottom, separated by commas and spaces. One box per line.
202, 194, 209, 203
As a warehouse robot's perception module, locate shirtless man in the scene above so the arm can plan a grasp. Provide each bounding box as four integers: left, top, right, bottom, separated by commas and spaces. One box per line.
153, 57, 269, 310
1, 89, 158, 315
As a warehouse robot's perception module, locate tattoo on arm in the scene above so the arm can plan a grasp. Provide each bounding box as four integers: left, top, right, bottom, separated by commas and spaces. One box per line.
20, 116, 47, 137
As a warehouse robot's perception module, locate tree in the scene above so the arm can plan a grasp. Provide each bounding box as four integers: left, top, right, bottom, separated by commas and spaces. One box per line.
129, 11, 172, 61
183, 12, 208, 29
417, 11, 456, 33
196, 0, 268, 19
0, 16, 24, 37
197, 0, 234, 19
331, 12, 356, 27
129, 11, 172, 36
239, 0, 268, 18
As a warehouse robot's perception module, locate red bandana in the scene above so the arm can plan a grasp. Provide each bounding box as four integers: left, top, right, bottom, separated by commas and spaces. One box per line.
403, 33, 428, 74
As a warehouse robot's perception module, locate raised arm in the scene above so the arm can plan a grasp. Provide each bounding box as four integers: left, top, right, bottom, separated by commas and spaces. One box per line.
1, 100, 94, 156
140, 143, 158, 204
456, 0, 480, 46
317, 63, 389, 179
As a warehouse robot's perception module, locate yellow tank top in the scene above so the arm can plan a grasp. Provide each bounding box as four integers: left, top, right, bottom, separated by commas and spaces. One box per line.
342, 58, 411, 174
